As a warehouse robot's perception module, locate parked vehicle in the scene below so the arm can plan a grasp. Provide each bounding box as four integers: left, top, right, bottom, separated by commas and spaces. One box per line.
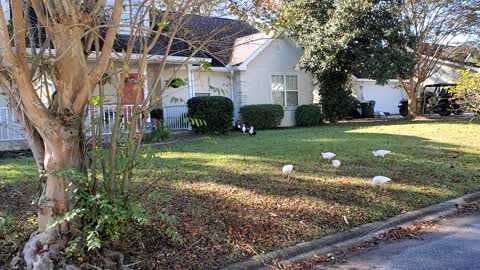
420, 83, 465, 116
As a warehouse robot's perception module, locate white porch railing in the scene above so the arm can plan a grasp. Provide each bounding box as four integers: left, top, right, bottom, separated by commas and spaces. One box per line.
0, 104, 190, 142
163, 105, 190, 130
86, 104, 146, 135
0, 107, 24, 141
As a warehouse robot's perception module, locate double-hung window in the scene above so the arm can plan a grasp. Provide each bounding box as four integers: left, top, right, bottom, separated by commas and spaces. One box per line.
271, 74, 299, 107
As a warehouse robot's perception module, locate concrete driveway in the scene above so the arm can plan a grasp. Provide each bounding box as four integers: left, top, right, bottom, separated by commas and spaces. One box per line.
314, 213, 480, 270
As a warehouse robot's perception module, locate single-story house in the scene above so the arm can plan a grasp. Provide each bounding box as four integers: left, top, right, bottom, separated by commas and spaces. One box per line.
0, 4, 477, 150
0, 12, 317, 150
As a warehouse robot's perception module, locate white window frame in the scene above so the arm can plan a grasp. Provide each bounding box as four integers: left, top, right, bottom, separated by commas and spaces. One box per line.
108, 0, 149, 35
194, 92, 211, 97
270, 73, 299, 107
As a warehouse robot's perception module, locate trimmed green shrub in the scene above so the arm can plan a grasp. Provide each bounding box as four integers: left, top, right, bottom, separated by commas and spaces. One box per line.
239, 104, 284, 129
295, 105, 323, 126
187, 96, 233, 134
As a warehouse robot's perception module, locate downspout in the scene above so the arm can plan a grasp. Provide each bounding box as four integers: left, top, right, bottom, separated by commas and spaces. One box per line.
187, 64, 195, 99
143, 65, 151, 124
229, 69, 236, 124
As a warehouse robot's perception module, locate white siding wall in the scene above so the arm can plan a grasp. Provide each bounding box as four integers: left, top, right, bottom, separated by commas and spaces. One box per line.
192, 71, 232, 97
352, 80, 407, 114
160, 69, 190, 107
160, 69, 231, 107
424, 62, 474, 85
241, 38, 315, 126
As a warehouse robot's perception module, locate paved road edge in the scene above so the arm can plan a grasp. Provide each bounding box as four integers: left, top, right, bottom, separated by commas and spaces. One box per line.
220, 191, 480, 270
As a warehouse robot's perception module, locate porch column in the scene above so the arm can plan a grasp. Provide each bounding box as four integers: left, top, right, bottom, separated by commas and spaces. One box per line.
143, 65, 151, 124
187, 64, 195, 99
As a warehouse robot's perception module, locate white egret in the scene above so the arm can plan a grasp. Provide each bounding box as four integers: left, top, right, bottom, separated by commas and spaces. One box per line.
372, 150, 391, 158
321, 152, 336, 160
332, 160, 341, 168
282, 164, 294, 180
369, 176, 391, 186
249, 126, 256, 136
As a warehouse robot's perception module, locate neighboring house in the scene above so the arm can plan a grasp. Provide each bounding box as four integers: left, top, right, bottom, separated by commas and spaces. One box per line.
351, 77, 406, 114
352, 45, 479, 115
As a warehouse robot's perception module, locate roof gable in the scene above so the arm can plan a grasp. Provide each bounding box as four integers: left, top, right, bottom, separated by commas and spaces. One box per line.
229, 32, 272, 66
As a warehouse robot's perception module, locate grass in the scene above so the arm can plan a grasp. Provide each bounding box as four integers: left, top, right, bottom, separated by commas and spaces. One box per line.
1, 119, 480, 269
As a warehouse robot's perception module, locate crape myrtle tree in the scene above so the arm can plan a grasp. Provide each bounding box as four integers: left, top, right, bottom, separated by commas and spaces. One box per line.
280, 0, 415, 122
399, 0, 480, 117
0, 0, 261, 268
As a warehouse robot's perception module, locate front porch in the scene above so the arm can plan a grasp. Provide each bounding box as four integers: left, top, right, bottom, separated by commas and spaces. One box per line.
0, 104, 191, 151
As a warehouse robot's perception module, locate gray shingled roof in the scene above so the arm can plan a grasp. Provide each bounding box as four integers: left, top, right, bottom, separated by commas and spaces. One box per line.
111, 15, 258, 66
25, 7, 258, 67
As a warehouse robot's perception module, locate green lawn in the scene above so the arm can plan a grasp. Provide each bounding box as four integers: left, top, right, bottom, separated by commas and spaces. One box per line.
1, 120, 480, 269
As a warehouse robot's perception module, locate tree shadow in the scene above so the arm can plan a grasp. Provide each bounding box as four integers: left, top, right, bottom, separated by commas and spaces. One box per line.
1, 120, 480, 269
123, 121, 480, 268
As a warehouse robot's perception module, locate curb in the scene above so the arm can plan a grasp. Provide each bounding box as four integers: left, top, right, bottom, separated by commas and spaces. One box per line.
220, 191, 480, 270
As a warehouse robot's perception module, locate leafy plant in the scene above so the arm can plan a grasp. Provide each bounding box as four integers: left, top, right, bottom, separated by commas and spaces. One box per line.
187, 96, 234, 134
0, 211, 11, 233
318, 70, 354, 123
169, 78, 187, 88
456, 66, 480, 117
146, 124, 171, 142
239, 104, 284, 129
158, 213, 184, 245
295, 105, 323, 127
49, 170, 150, 253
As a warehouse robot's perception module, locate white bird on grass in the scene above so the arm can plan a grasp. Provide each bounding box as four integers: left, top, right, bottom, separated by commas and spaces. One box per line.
249, 126, 256, 136
372, 150, 392, 158
369, 176, 391, 186
331, 160, 341, 168
241, 124, 246, 134
282, 164, 294, 180
321, 152, 336, 160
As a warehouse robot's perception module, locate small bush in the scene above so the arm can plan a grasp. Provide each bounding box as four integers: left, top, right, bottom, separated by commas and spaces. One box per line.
240, 104, 284, 129
145, 124, 171, 142
187, 96, 234, 134
295, 105, 323, 126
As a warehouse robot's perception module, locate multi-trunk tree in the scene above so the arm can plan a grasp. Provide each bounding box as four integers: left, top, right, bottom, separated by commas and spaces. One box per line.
0, 0, 258, 268
398, 0, 480, 117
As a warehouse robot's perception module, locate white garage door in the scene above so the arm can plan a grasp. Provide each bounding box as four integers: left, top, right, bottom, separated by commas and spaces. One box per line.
362, 85, 406, 115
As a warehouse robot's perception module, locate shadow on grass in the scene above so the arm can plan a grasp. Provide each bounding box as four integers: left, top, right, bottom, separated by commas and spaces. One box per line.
123, 121, 480, 268
1, 120, 480, 269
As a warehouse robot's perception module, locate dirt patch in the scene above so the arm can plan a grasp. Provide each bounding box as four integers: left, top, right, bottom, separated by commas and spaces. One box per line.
0, 184, 38, 267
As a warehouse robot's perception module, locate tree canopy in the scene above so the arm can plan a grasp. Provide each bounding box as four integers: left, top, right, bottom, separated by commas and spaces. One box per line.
398, 0, 480, 116
281, 0, 415, 120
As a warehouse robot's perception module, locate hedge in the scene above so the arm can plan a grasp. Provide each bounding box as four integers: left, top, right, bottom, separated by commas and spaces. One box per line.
187, 96, 233, 134
239, 104, 284, 129
295, 105, 323, 126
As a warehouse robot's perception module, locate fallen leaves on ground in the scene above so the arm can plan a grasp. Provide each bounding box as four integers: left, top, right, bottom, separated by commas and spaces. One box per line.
272, 202, 480, 270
